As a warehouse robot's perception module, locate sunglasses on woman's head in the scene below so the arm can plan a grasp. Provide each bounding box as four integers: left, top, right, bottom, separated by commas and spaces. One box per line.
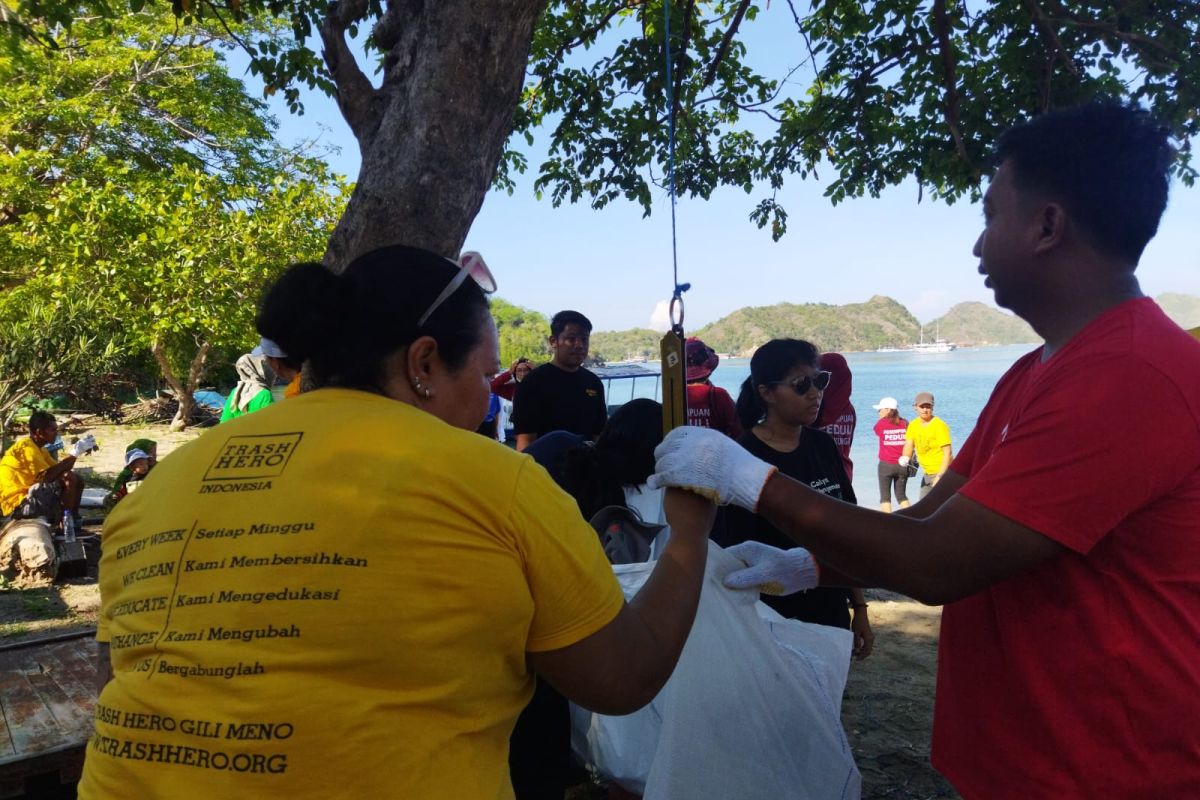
417, 251, 497, 327
771, 370, 832, 395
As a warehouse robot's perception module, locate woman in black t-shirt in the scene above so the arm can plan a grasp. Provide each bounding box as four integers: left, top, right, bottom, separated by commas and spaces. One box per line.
713, 338, 875, 659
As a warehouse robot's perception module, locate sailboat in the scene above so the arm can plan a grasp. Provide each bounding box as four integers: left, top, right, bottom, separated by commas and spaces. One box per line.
912, 323, 957, 353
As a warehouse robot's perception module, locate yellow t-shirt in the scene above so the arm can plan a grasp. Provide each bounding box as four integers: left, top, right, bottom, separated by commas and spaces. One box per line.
0, 437, 55, 516
906, 416, 953, 474
82, 388, 624, 800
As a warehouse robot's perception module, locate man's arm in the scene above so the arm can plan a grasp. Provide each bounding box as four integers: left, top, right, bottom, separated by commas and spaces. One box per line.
42, 455, 76, 483
901, 440, 914, 462
757, 471, 1062, 605
516, 433, 538, 452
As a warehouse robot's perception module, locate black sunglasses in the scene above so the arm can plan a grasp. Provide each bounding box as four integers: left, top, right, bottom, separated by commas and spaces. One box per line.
770, 370, 832, 395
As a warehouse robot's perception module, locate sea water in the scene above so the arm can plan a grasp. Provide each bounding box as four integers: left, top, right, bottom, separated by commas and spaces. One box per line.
602, 344, 1041, 505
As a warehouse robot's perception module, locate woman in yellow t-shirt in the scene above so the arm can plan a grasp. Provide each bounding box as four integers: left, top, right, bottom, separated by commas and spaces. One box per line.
83, 245, 715, 800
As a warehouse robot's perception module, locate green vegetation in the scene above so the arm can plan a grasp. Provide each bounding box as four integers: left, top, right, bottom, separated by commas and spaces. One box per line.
0, 10, 346, 426
694, 295, 921, 354
492, 298, 551, 366
6, 1, 1195, 262
590, 329, 664, 363
931, 302, 1038, 347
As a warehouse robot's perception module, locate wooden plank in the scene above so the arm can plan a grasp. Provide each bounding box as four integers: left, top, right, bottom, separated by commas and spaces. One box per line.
0, 650, 62, 763
40, 641, 96, 714
0, 638, 98, 794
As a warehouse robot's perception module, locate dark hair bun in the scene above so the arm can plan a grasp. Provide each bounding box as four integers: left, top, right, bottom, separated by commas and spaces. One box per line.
256, 262, 347, 366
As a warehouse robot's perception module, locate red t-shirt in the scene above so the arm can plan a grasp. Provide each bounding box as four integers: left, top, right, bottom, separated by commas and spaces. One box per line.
685, 382, 741, 438
816, 408, 856, 481
934, 298, 1200, 798
873, 417, 907, 463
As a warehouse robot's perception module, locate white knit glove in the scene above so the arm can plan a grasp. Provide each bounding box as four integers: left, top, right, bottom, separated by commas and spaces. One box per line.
723, 540, 820, 595
69, 435, 97, 458
898, 455, 910, 467
647, 426, 776, 510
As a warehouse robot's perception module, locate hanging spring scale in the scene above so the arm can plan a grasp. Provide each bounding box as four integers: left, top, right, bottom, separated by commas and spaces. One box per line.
660, 286, 690, 435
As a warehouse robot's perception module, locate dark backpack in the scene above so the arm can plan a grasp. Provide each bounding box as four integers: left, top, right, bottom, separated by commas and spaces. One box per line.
588, 505, 665, 565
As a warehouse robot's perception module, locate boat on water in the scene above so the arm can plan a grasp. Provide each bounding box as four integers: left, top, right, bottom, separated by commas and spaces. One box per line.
913, 324, 957, 353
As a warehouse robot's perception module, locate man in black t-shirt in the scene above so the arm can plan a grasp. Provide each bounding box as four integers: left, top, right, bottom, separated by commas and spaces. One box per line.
512, 310, 607, 451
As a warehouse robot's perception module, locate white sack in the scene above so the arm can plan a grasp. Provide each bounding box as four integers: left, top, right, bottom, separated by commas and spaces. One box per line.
572, 541, 861, 799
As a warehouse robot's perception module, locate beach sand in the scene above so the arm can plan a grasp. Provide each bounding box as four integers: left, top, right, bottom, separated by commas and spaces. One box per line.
844, 591, 959, 799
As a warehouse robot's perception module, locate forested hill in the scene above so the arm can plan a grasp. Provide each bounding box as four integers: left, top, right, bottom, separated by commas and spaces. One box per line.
587, 296, 1044, 361
690, 295, 919, 355
932, 302, 1039, 347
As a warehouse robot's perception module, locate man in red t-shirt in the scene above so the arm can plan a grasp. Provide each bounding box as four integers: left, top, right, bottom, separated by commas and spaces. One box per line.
648, 101, 1200, 798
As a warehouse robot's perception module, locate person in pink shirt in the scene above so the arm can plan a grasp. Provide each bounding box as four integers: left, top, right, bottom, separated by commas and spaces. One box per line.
870, 397, 910, 512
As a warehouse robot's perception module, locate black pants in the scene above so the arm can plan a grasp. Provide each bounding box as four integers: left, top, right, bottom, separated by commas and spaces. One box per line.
877, 461, 909, 504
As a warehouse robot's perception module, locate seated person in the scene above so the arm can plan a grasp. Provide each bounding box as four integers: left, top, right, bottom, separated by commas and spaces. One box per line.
219, 353, 275, 422
0, 411, 92, 527
105, 448, 152, 509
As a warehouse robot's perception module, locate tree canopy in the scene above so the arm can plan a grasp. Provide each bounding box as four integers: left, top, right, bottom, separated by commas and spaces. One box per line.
0, 9, 346, 425
9, 0, 1192, 257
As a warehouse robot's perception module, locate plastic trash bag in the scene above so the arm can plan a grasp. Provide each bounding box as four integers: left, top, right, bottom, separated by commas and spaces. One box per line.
572, 541, 861, 799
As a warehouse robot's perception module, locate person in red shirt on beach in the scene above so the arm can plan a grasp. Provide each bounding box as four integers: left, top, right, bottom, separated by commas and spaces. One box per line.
684, 337, 741, 438
491, 356, 535, 401
812, 352, 855, 481
648, 101, 1200, 798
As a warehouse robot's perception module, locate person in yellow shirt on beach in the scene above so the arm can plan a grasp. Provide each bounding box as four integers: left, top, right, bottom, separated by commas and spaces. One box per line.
902, 391, 952, 499
0, 410, 91, 525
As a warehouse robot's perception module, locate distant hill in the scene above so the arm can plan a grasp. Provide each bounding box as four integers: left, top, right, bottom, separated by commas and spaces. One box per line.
589, 328, 664, 363
930, 302, 1039, 347
690, 295, 920, 355
588, 295, 1052, 360
1156, 293, 1200, 329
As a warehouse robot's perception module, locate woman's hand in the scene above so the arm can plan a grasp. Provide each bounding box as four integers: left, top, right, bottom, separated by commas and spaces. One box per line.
851, 606, 875, 660
663, 487, 717, 538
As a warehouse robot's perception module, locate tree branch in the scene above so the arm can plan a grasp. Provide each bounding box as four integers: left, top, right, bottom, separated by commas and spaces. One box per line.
1021, 0, 1080, 78
932, 0, 972, 168
320, 0, 378, 142
1040, 0, 1182, 64
702, 0, 751, 89
553, 1, 628, 64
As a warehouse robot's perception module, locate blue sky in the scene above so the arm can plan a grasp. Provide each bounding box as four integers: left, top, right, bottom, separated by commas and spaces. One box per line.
239, 9, 1200, 333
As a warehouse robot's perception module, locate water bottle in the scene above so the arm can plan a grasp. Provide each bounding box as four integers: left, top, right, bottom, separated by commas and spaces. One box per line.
62, 509, 77, 542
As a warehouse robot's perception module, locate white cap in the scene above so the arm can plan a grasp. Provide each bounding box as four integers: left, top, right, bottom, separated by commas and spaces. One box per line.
125, 448, 150, 467
872, 397, 899, 411
258, 337, 287, 358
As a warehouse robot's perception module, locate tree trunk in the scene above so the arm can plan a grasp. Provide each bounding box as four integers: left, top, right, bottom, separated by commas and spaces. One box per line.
151, 340, 210, 431
321, 0, 548, 268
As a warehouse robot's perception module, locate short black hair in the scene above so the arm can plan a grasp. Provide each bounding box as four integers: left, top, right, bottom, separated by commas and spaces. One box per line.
994, 100, 1174, 265
28, 410, 56, 433
256, 246, 490, 393
550, 310, 593, 338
